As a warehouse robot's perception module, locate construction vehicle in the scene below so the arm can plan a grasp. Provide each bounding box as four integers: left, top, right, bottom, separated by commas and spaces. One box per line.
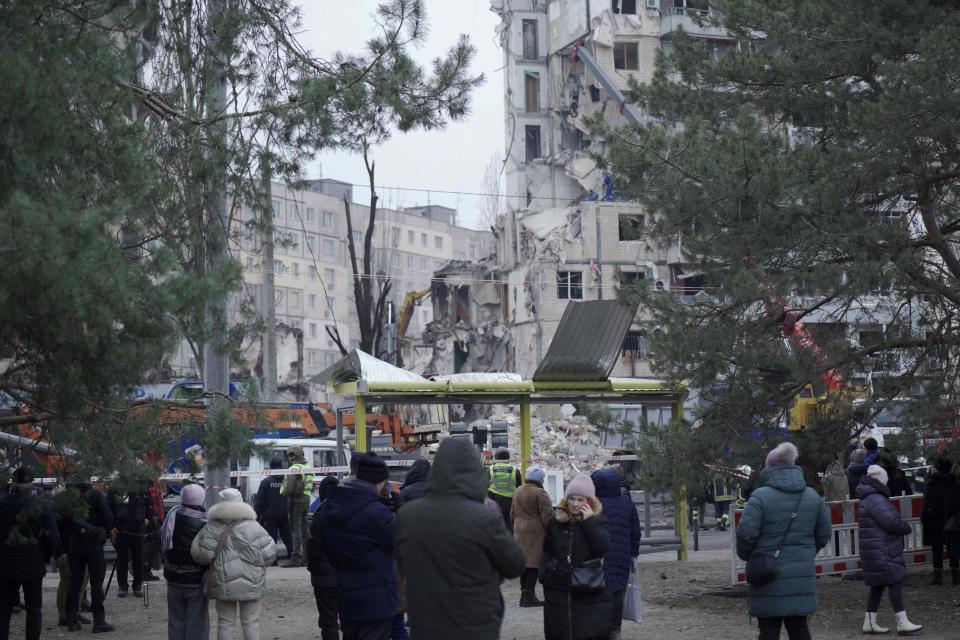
397, 287, 432, 338
760, 290, 863, 431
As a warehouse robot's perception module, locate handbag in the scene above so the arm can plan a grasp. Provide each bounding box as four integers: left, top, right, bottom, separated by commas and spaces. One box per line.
569, 557, 606, 594
567, 520, 606, 595
202, 522, 238, 597
745, 490, 805, 587
623, 559, 642, 623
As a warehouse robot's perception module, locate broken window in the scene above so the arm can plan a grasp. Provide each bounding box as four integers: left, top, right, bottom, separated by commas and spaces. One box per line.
613, 42, 639, 71
557, 271, 583, 300
525, 125, 541, 162
524, 72, 540, 113
522, 19, 538, 59
613, 0, 637, 14
618, 214, 645, 240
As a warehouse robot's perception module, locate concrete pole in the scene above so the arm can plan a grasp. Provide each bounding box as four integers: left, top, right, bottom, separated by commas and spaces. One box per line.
260, 153, 277, 401
202, 0, 232, 509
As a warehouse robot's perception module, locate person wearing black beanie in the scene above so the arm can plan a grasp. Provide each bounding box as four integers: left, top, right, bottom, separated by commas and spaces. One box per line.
315, 455, 397, 640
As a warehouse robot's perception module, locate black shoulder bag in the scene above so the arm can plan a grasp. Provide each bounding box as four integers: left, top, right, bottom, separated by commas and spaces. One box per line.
568, 519, 606, 595
745, 490, 805, 587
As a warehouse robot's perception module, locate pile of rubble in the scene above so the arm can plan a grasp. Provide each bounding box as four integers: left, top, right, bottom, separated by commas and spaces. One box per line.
499, 413, 608, 478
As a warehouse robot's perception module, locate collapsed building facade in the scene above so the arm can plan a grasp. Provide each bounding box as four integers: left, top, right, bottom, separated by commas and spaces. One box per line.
407, 1, 717, 379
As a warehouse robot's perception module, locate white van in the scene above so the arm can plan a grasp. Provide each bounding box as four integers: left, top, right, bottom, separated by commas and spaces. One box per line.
239, 438, 350, 505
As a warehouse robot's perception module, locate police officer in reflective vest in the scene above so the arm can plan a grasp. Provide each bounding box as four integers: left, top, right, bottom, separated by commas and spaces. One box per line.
487, 447, 522, 529
280, 446, 314, 567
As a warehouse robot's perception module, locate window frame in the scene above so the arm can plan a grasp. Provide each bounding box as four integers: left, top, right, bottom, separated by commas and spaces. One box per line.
556, 271, 584, 300
613, 42, 640, 71
521, 19, 538, 59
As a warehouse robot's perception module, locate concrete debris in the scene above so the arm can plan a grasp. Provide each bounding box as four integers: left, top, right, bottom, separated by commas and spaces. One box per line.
504, 414, 609, 480
565, 157, 602, 193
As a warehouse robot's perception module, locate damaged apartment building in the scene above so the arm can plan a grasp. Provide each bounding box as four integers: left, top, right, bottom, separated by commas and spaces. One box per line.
413, 1, 718, 378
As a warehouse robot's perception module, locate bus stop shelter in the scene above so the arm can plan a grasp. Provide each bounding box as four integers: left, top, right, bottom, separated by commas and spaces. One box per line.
313, 301, 691, 558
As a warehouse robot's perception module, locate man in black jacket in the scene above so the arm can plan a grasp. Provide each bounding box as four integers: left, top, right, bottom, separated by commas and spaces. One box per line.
109, 483, 154, 598
254, 460, 292, 563
0, 467, 64, 640
307, 476, 339, 640
64, 476, 115, 633
397, 438, 525, 640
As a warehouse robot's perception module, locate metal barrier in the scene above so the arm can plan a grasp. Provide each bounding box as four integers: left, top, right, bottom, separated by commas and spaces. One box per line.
637, 535, 683, 555
730, 494, 932, 585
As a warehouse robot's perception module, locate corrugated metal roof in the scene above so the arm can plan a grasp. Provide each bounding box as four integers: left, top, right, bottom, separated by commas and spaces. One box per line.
310, 349, 428, 386
532, 300, 638, 382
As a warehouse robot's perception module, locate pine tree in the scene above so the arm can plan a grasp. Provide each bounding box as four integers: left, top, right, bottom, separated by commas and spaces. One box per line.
604, 0, 960, 467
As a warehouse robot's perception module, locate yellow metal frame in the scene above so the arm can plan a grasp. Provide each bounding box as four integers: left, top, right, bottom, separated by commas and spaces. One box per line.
329, 377, 689, 560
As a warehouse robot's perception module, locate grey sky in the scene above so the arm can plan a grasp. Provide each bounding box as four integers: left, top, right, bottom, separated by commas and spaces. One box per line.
296, 1, 504, 230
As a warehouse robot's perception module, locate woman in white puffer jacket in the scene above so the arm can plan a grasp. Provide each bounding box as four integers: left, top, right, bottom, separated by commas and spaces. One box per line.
192, 488, 277, 640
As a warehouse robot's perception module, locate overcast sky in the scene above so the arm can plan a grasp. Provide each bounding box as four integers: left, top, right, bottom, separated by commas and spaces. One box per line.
296, 1, 505, 230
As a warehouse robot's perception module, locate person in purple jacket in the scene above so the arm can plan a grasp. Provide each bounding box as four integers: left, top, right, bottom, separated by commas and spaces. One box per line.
857, 465, 922, 635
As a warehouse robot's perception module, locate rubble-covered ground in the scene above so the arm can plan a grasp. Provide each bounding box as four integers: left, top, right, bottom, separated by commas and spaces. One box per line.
16, 551, 959, 639
503, 412, 610, 475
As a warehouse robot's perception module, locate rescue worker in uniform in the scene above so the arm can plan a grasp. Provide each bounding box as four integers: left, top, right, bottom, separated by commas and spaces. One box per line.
710, 473, 736, 531
280, 446, 314, 567
487, 447, 522, 529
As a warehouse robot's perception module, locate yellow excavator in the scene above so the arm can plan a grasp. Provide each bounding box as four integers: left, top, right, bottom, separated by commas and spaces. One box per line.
397, 287, 432, 338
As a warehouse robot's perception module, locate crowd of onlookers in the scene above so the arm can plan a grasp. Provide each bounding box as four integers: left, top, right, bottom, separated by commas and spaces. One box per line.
734, 441, 960, 640
1, 436, 958, 640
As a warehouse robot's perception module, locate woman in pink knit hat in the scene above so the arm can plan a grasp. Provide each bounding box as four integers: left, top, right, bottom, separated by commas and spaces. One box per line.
540, 473, 613, 639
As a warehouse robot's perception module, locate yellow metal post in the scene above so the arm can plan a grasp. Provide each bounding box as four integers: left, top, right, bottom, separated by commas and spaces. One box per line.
673, 393, 688, 561
519, 402, 531, 475
355, 394, 367, 453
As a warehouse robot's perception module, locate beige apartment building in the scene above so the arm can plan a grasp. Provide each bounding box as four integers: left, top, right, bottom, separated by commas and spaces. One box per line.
165, 179, 493, 394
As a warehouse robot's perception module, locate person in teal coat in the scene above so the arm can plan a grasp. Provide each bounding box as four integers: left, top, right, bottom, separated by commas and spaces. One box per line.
736, 443, 832, 640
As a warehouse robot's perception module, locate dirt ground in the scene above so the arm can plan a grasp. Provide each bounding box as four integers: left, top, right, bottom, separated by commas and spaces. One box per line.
10, 550, 960, 639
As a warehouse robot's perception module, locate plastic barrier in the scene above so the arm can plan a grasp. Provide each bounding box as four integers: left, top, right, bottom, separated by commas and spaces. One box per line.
730, 494, 933, 585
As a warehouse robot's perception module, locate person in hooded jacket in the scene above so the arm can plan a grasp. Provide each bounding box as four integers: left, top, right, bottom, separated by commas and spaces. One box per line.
399, 459, 430, 504
735, 443, 831, 640
591, 467, 641, 639
397, 438, 525, 640
161, 484, 209, 640
307, 476, 339, 640
511, 464, 553, 608
191, 488, 277, 640
541, 473, 612, 640
0, 467, 63, 640
921, 455, 960, 586
846, 448, 869, 500
857, 465, 921, 635
316, 453, 397, 640
253, 459, 292, 564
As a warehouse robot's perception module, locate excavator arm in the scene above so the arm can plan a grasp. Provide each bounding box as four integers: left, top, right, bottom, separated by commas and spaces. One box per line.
397, 287, 432, 338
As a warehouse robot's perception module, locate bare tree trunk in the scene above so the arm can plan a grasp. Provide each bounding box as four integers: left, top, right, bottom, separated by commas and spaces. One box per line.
343, 144, 392, 357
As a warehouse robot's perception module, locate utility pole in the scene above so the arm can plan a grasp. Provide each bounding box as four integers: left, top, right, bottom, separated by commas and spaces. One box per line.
202, 0, 232, 508
260, 152, 278, 401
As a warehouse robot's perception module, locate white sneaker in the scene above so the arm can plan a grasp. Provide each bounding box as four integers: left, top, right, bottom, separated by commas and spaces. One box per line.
863, 612, 889, 634
894, 611, 922, 635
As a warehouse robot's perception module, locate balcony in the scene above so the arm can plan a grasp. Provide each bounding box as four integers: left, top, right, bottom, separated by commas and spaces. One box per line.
660, 11, 731, 40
